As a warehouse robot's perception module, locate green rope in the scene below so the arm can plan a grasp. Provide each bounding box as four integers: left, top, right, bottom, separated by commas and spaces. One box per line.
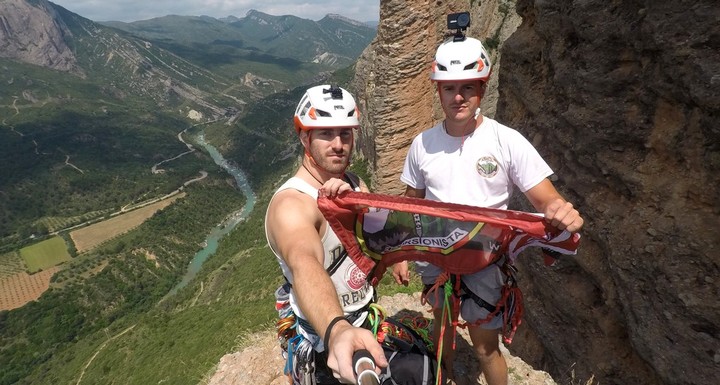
444, 279, 454, 324
434, 280, 454, 385
368, 303, 384, 338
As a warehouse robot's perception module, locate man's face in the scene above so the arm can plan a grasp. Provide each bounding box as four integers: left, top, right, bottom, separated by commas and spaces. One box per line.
303, 127, 354, 174
438, 80, 485, 123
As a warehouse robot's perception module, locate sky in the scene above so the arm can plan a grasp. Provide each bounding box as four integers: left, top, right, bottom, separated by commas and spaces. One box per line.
49, 0, 380, 23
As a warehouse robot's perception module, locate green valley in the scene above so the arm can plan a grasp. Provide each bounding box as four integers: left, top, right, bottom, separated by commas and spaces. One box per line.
0, 1, 378, 384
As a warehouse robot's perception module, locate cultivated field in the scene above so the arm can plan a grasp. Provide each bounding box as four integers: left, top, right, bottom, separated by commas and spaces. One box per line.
1, 195, 185, 311
19, 236, 72, 273
0, 251, 26, 279
0, 266, 60, 311
70, 194, 184, 253
36, 208, 114, 233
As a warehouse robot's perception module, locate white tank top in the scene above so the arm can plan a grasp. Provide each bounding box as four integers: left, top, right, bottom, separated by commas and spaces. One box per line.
265, 177, 374, 348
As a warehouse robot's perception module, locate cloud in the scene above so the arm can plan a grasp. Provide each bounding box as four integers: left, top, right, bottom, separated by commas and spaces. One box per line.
50, 0, 380, 22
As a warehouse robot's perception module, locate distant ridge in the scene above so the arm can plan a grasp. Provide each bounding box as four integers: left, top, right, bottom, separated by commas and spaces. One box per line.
324, 13, 368, 27
105, 9, 376, 68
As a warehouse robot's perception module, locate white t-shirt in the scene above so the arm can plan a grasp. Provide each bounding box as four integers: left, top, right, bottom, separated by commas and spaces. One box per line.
401, 116, 553, 209
401, 117, 554, 323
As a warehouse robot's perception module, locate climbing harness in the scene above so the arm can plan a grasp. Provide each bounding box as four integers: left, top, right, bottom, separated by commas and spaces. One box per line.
276, 283, 439, 385
275, 282, 384, 385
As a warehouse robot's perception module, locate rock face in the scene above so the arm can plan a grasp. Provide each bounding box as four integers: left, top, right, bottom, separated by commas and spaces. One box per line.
0, 0, 79, 73
353, 1, 720, 385
498, 2, 720, 385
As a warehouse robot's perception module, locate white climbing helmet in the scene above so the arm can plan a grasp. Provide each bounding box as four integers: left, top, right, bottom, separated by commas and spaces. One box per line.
293, 85, 360, 133
430, 36, 492, 82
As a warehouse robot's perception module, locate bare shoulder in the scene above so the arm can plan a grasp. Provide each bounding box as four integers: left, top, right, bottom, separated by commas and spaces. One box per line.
267, 189, 322, 237
268, 189, 318, 221
267, 188, 326, 263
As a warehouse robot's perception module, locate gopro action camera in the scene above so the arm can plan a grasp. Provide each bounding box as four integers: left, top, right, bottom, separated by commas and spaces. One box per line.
447, 12, 470, 30
447, 12, 470, 41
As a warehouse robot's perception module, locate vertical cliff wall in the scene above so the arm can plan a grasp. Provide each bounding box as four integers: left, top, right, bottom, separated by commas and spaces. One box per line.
499, 1, 719, 385
353, 1, 719, 384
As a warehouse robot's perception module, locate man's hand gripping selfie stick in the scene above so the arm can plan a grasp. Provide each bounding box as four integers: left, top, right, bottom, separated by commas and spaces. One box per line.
353, 349, 380, 385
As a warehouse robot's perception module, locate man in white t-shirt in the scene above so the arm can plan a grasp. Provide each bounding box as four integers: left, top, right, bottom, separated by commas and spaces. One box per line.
394, 31, 584, 385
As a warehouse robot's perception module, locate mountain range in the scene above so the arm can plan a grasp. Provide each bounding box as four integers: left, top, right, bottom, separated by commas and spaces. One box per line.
1, 2, 375, 97
103, 10, 377, 68
0, 0, 375, 241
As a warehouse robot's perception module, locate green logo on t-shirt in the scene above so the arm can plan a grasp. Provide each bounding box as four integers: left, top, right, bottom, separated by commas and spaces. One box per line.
476, 156, 499, 178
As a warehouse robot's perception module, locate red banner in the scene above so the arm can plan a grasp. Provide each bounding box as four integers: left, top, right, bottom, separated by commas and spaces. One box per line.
318, 192, 580, 285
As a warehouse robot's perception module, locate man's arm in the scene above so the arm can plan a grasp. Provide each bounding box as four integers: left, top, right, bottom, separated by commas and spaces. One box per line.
524, 178, 584, 232
267, 188, 386, 381
267, 190, 345, 333
404, 185, 426, 198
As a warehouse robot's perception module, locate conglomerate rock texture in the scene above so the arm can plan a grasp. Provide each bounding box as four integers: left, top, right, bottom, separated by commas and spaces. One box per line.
352, 1, 720, 385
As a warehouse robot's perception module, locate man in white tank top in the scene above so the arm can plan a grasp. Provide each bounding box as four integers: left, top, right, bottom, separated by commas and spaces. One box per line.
265, 85, 385, 384
395, 20, 585, 385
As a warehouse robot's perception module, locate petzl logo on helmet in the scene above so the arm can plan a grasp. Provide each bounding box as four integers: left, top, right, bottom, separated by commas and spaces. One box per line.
476, 156, 499, 178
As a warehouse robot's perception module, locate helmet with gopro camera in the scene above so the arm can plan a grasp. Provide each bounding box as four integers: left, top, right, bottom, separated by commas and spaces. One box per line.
430, 12, 492, 82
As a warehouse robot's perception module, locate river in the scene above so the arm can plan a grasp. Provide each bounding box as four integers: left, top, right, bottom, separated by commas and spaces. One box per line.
166, 132, 256, 296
